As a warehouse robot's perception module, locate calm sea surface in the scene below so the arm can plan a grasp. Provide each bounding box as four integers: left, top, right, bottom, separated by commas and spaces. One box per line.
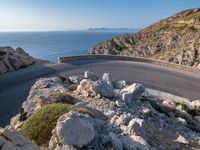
0, 30, 135, 62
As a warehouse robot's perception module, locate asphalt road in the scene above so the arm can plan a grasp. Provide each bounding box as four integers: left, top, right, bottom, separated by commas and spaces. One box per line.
1, 59, 200, 127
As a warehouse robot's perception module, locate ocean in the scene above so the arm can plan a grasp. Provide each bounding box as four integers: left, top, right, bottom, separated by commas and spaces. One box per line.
0, 30, 135, 62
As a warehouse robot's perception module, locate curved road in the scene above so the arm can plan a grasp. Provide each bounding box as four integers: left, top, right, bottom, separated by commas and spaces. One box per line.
1, 59, 200, 127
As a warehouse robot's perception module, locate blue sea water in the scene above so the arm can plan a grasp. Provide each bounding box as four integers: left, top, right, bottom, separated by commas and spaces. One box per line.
0, 30, 135, 62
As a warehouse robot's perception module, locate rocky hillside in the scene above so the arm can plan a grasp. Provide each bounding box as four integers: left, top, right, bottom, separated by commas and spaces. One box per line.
5, 71, 200, 150
0, 47, 49, 74
90, 8, 200, 68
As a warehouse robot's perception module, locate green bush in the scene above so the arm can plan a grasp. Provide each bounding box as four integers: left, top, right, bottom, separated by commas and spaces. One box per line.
21, 104, 73, 145
48, 92, 74, 104
140, 97, 164, 113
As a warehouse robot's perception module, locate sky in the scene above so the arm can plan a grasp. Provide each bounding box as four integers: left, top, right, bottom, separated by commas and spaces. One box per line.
0, 0, 199, 31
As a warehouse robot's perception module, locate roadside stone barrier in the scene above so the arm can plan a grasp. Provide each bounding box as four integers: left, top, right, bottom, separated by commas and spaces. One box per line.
58, 55, 200, 75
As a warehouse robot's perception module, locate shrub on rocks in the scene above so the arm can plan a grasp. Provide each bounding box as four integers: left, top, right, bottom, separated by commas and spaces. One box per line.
21, 104, 73, 145
47, 92, 74, 104
68, 84, 78, 91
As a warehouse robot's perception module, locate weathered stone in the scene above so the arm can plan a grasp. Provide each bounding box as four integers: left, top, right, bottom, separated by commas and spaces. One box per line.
54, 111, 95, 148
113, 80, 127, 89
121, 135, 150, 150
69, 75, 84, 84
0, 127, 40, 150
194, 116, 200, 122
102, 73, 113, 87
77, 79, 114, 98
175, 135, 189, 145
109, 132, 123, 150
125, 118, 146, 137
84, 71, 98, 81
119, 83, 145, 105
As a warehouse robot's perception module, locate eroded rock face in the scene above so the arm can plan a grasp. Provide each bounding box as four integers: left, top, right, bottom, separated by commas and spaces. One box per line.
90, 9, 200, 68
0, 127, 40, 150
50, 111, 95, 149
0, 47, 49, 74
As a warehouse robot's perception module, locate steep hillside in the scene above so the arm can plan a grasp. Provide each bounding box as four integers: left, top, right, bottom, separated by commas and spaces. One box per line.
90, 8, 200, 68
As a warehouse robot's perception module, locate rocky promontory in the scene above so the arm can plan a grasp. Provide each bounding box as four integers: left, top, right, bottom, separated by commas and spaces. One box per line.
0, 47, 49, 74
90, 8, 200, 68
1, 71, 199, 150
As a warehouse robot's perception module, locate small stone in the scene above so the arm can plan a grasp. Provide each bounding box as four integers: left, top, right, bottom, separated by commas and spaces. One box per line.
113, 80, 127, 89
84, 71, 98, 81
175, 135, 189, 145
116, 100, 125, 108
109, 132, 123, 150
69, 75, 84, 84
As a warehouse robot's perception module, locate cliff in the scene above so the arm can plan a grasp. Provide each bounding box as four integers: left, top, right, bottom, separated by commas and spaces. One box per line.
90, 8, 200, 68
0, 47, 49, 74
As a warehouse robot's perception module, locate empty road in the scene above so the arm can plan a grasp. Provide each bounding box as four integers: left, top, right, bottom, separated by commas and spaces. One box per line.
1, 59, 200, 127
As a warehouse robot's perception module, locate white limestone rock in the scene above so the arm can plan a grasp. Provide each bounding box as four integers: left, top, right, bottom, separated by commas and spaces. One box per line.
53, 111, 95, 148
119, 83, 145, 106
84, 71, 98, 81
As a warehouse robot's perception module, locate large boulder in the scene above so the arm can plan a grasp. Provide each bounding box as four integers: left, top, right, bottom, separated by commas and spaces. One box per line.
69, 75, 84, 84
118, 83, 145, 106
0, 127, 40, 150
77, 79, 114, 98
50, 111, 95, 149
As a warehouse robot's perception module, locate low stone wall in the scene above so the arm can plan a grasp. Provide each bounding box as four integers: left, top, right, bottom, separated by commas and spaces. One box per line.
57, 55, 200, 75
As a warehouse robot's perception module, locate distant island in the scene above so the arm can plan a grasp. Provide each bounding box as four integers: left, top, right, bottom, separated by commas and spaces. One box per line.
88, 27, 141, 32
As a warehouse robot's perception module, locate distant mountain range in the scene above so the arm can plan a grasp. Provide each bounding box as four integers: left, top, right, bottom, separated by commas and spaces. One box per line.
90, 8, 200, 68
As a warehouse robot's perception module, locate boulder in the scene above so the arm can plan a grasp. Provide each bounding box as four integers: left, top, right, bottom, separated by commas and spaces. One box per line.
0, 127, 40, 150
77, 79, 114, 98
119, 83, 145, 105
69, 75, 84, 84
113, 80, 127, 89
84, 71, 98, 81
53, 111, 95, 148
102, 73, 113, 87
109, 132, 123, 150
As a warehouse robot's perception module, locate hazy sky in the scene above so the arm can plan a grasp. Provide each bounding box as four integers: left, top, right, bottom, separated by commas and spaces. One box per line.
0, 0, 199, 31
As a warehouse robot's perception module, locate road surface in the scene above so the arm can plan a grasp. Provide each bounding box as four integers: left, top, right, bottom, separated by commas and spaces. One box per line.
1, 59, 200, 127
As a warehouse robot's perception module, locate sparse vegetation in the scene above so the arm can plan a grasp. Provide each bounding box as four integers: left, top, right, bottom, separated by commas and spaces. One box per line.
68, 84, 78, 91
140, 97, 164, 113
48, 92, 74, 104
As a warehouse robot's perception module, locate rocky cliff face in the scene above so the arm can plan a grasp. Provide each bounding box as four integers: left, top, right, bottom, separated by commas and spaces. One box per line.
90, 8, 200, 68
0, 47, 49, 74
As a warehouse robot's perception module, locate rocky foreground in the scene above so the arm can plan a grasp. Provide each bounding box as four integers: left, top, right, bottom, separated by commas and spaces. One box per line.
1, 71, 200, 150
0, 47, 49, 74
90, 8, 200, 68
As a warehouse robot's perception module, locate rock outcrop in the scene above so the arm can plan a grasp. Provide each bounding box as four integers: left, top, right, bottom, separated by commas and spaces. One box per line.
90, 8, 200, 68
8, 71, 200, 150
0, 127, 40, 150
0, 47, 49, 74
